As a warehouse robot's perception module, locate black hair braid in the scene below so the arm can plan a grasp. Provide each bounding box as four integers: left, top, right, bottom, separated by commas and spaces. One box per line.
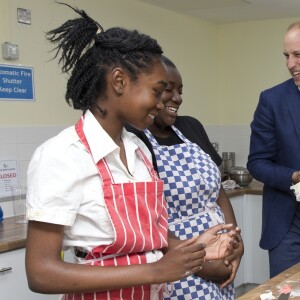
96, 29, 161, 76
46, 2, 102, 72
94, 29, 162, 81
161, 55, 177, 69
95, 28, 161, 53
66, 52, 106, 110
47, 2, 163, 111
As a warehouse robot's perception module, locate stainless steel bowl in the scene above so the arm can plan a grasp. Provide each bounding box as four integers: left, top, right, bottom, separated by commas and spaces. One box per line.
229, 166, 253, 187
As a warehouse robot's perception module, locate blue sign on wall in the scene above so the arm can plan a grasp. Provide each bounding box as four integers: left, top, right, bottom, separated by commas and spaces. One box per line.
0, 64, 35, 101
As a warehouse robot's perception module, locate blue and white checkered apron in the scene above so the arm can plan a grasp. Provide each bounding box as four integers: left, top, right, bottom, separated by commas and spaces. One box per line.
144, 126, 234, 300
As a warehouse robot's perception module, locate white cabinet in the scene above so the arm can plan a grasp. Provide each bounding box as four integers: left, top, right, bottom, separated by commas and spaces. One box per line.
0, 248, 60, 299
243, 194, 269, 284
229, 194, 269, 287
229, 195, 245, 288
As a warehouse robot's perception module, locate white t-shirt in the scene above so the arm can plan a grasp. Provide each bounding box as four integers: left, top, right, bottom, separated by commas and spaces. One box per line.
27, 110, 153, 251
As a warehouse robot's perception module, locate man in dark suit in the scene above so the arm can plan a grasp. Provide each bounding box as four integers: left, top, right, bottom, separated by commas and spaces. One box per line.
247, 21, 300, 278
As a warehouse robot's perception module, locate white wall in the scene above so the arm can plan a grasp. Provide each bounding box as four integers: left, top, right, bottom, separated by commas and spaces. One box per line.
217, 18, 299, 125
0, 0, 300, 191
1, 0, 299, 126
0, 0, 219, 126
0, 125, 66, 190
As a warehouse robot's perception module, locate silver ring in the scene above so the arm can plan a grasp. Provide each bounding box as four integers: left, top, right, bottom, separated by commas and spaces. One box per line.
184, 270, 191, 277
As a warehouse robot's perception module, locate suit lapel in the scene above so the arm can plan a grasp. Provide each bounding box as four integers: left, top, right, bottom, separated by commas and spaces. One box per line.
286, 80, 300, 145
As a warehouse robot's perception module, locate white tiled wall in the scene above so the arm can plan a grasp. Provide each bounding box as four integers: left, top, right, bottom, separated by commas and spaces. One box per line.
0, 124, 251, 217
0, 124, 251, 182
0, 125, 66, 217
0, 125, 66, 188
205, 124, 251, 168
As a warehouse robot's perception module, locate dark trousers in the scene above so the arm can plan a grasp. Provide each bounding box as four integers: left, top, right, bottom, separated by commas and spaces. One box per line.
269, 203, 300, 278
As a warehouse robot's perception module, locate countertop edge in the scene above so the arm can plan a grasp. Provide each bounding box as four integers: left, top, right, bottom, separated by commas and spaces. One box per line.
0, 181, 263, 254
225, 180, 263, 198
0, 239, 26, 253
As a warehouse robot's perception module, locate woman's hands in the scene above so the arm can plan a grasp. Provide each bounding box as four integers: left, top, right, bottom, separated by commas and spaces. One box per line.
195, 259, 232, 283
161, 225, 241, 284
196, 223, 240, 261
154, 236, 206, 283
218, 237, 244, 288
195, 233, 244, 288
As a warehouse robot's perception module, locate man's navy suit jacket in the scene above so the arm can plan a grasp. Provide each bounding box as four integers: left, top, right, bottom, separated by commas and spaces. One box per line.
247, 78, 300, 250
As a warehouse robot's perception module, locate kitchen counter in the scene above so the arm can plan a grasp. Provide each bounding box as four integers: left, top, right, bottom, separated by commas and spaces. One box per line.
224, 179, 263, 198
0, 217, 27, 253
236, 262, 300, 299
0, 181, 263, 254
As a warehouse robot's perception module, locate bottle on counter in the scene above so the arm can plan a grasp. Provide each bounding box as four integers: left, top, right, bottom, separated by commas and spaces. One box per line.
222, 152, 235, 174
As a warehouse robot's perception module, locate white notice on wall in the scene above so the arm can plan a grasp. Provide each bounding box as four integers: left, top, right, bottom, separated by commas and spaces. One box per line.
0, 160, 19, 197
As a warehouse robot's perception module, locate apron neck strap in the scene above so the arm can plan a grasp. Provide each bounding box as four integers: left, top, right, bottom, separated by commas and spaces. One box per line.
75, 115, 160, 184
75, 115, 114, 184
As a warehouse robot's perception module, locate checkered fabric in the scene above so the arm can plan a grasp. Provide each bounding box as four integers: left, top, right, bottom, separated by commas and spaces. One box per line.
164, 275, 235, 300
144, 126, 234, 300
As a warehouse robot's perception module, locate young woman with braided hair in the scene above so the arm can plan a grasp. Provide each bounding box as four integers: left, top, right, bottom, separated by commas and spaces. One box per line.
127, 56, 244, 299
25, 3, 240, 299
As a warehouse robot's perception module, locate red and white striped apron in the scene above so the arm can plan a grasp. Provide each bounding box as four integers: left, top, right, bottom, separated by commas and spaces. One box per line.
62, 116, 168, 300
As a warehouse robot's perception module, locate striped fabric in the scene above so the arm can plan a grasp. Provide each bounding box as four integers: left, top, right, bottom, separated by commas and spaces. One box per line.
61, 116, 168, 300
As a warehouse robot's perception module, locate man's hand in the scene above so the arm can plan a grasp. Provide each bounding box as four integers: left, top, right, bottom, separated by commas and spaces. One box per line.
292, 171, 300, 184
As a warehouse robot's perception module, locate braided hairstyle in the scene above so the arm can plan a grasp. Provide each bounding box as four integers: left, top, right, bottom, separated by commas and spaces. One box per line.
161, 55, 177, 69
47, 2, 163, 111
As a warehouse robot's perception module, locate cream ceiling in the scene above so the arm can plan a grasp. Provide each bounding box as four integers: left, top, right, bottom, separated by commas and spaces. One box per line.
138, 0, 300, 24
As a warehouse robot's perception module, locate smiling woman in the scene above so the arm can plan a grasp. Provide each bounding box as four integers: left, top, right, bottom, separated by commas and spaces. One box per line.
126, 55, 244, 300
24, 2, 240, 300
